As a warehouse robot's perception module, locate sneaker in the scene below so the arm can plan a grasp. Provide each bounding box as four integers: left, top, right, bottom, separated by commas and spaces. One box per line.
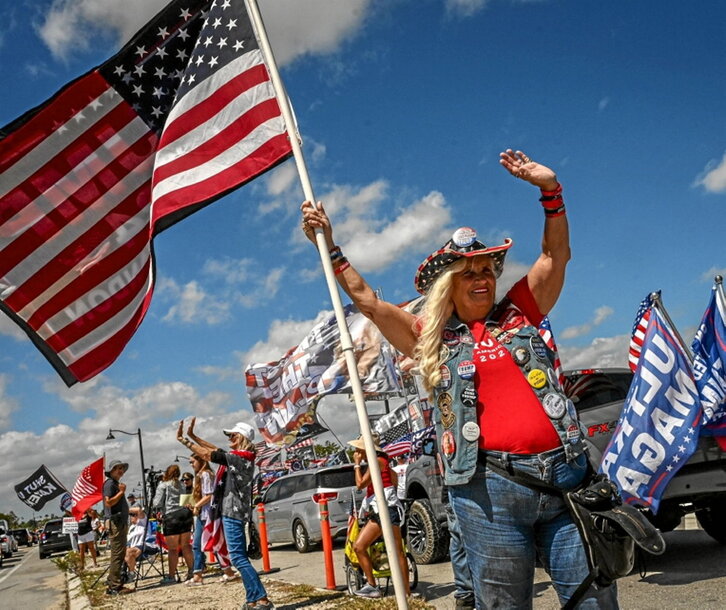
455, 595, 476, 609
159, 576, 176, 585
105, 587, 133, 596
354, 584, 382, 599
241, 603, 275, 610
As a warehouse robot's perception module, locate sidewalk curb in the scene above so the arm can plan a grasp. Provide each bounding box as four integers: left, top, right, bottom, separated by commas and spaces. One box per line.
66, 571, 92, 610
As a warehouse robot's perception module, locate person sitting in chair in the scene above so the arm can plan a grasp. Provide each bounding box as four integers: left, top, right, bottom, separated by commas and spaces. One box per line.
124, 507, 159, 583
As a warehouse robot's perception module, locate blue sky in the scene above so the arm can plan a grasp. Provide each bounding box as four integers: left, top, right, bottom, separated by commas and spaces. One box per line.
1, 0, 724, 518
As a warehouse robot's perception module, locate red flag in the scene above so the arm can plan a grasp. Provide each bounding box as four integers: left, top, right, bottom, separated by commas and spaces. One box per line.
71, 457, 104, 520
0, 0, 292, 385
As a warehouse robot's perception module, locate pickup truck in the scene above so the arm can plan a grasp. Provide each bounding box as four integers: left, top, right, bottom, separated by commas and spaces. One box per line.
403, 367, 726, 564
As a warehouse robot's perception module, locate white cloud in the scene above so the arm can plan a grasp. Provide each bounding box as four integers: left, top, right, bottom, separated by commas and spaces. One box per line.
37, 0, 167, 60
0, 311, 27, 340
37, 0, 372, 64
561, 305, 614, 339
446, 0, 490, 16
559, 334, 630, 371
700, 266, 726, 283
160, 279, 231, 325
0, 374, 19, 430
298, 182, 453, 273
598, 97, 610, 111
0, 375, 246, 519
694, 152, 726, 194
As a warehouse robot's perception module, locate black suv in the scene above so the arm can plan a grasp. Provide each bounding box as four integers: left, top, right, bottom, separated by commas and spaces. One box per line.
11, 528, 32, 547
39, 519, 74, 559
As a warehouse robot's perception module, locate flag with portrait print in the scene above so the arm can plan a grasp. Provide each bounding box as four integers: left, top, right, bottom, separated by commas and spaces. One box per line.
0, 0, 292, 386
245, 304, 402, 445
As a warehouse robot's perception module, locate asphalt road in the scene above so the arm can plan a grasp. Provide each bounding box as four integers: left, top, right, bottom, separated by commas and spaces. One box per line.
261, 516, 726, 609
0, 545, 67, 610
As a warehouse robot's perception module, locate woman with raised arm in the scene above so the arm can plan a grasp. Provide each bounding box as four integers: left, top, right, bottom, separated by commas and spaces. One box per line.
301, 150, 617, 609
177, 418, 274, 610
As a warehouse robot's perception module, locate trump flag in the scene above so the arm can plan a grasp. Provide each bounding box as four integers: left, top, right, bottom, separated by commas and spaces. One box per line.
600, 305, 702, 512
0, 0, 292, 385
692, 282, 726, 437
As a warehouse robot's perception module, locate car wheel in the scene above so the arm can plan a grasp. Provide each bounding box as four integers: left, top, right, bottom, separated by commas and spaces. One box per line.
406, 498, 448, 564
345, 560, 364, 595
406, 552, 418, 591
696, 498, 726, 544
293, 520, 312, 553
39, 552, 48, 559
3, 552, 11, 559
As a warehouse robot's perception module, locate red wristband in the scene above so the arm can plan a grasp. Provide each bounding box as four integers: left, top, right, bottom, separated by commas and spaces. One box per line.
334, 261, 350, 275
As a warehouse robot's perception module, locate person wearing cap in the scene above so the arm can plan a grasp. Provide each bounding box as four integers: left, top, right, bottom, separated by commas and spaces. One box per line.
103, 459, 132, 596
348, 434, 408, 598
177, 418, 274, 610
127, 493, 140, 509
301, 150, 617, 608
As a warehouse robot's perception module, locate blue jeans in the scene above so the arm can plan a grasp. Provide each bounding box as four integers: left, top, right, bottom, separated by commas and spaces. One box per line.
222, 516, 267, 603
449, 447, 618, 609
192, 517, 205, 574
446, 501, 475, 604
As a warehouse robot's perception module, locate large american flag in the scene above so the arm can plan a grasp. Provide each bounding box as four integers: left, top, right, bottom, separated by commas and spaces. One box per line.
0, 0, 292, 385
628, 293, 657, 373
70, 457, 104, 520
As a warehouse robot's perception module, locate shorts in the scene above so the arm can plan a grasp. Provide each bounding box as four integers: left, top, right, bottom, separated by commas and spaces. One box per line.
163, 507, 193, 535
365, 504, 403, 527
78, 530, 96, 544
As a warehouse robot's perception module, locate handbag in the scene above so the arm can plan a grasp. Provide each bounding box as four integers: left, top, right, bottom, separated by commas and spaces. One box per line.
562, 474, 665, 609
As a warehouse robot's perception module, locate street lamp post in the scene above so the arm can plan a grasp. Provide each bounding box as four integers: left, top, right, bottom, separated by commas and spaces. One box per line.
106, 428, 148, 512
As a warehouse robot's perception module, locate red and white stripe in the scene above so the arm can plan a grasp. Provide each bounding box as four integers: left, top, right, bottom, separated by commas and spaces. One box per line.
70, 457, 104, 520
629, 308, 652, 372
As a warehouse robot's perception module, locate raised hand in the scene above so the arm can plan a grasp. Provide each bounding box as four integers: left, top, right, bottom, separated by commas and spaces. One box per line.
499, 149, 558, 191
177, 419, 184, 440
186, 416, 196, 438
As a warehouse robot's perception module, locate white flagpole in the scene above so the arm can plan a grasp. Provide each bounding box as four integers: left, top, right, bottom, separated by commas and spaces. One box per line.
243, 1, 409, 606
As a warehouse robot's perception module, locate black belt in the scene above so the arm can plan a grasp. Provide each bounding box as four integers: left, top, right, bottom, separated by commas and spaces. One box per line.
478, 450, 561, 495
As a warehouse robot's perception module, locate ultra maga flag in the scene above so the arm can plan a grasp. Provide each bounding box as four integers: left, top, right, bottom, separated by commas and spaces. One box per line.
0, 0, 292, 385
71, 457, 105, 520
600, 306, 701, 512
692, 283, 726, 436
245, 304, 402, 445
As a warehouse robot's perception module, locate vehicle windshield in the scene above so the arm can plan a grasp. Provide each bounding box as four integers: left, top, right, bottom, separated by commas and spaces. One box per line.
563, 371, 633, 411
317, 468, 355, 489
45, 521, 63, 533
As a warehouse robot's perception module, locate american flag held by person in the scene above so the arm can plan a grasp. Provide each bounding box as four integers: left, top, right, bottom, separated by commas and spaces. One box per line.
0, 0, 292, 385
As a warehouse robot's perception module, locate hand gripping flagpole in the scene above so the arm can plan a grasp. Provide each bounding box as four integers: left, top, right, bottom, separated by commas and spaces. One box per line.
244, 1, 409, 606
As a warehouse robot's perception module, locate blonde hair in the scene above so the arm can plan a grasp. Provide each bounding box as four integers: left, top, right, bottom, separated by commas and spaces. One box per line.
414, 258, 468, 393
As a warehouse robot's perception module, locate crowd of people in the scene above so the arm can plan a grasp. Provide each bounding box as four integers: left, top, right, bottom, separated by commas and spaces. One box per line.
99, 419, 272, 609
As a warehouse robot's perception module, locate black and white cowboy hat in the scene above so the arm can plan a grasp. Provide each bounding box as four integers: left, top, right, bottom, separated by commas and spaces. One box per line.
413, 227, 513, 294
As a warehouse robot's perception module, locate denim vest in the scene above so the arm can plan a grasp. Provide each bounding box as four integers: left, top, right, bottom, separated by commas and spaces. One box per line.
433, 310, 584, 486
